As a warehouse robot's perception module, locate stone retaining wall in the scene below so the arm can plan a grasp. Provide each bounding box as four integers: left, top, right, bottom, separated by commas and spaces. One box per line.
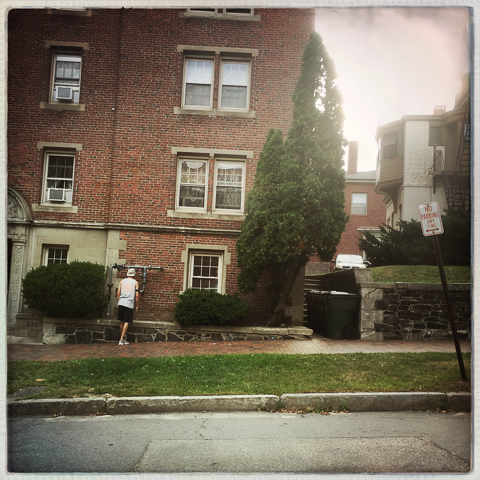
360, 282, 471, 341
315, 269, 471, 341
40, 317, 312, 344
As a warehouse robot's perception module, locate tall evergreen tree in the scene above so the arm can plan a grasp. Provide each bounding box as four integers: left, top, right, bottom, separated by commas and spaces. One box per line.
236, 32, 348, 326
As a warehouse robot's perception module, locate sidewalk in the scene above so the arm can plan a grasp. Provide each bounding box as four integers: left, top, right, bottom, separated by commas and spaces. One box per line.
8, 336, 472, 416
7, 335, 472, 362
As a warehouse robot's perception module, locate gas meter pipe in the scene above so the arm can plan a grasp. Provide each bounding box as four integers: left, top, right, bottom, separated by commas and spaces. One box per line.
107, 263, 163, 317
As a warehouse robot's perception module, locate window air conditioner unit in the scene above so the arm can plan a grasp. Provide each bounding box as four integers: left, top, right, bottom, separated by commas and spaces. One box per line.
55, 86, 74, 102
47, 188, 66, 202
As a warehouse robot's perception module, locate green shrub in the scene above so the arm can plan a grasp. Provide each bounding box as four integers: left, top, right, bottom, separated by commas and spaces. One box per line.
22, 261, 108, 318
358, 208, 470, 267
175, 289, 249, 325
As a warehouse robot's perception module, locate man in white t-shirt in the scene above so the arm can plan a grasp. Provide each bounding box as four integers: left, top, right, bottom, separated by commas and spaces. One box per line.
116, 268, 139, 346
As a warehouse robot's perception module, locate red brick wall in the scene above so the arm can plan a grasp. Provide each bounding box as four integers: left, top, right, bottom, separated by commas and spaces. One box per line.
8, 8, 313, 225
8, 8, 314, 323
114, 230, 271, 322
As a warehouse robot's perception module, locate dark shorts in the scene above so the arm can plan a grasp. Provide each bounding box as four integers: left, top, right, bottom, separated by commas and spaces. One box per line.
118, 305, 134, 323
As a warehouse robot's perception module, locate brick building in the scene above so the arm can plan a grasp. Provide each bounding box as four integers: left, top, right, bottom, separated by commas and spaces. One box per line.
336, 141, 387, 259
306, 142, 387, 274
7, 7, 314, 330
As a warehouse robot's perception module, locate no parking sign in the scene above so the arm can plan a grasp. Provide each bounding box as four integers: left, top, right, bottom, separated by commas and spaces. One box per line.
418, 200, 466, 381
418, 201, 444, 236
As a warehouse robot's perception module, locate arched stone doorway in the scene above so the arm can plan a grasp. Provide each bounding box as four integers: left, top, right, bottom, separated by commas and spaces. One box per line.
7, 188, 32, 329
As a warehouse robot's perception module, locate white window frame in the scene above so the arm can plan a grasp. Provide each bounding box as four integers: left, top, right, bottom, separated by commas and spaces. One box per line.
43, 245, 69, 265
42, 151, 75, 205
176, 157, 208, 212
218, 58, 251, 112
186, 7, 218, 15
351, 192, 368, 215
223, 8, 254, 16
186, 8, 254, 18
188, 251, 224, 293
50, 52, 82, 104
182, 56, 215, 110
213, 159, 245, 214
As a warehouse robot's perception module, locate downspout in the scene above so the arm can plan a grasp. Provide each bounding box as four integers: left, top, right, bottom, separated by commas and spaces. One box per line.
107, 7, 124, 224
105, 9, 125, 318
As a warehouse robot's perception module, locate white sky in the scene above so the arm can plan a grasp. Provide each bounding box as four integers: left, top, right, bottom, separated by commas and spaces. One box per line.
315, 8, 471, 172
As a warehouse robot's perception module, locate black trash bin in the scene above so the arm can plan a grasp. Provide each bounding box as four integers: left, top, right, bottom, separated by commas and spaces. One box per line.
307, 291, 360, 340
306, 290, 323, 331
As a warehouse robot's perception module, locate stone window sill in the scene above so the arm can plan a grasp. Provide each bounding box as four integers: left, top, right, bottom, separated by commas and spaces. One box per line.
40, 102, 85, 112
168, 210, 245, 221
32, 204, 78, 214
174, 107, 255, 118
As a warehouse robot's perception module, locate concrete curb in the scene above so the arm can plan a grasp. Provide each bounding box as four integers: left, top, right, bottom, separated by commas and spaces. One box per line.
8, 392, 470, 417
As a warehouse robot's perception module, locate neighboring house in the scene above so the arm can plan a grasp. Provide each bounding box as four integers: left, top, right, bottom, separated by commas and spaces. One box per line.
306, 141, 387, 275
7, 7, 315, 330
374, 73, 471, 228
336, 141, 387, 260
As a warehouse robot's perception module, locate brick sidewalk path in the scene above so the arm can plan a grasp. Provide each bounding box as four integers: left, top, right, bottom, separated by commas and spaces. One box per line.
7, 336, 471, 362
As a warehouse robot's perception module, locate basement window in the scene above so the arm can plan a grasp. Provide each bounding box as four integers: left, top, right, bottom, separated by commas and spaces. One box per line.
43, 245, 69, 265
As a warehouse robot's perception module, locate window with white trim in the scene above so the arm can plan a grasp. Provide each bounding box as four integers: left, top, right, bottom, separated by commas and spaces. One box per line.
189, 252, 223, 292
187, 7, 218, 15
181, 51, 252, 113
51, 52, 82, 103
214, 160, 245, 212
186, 8, 254, 18
43, 152, 75, 204
176, 157, 208, 211
351, 192, 367, 215
183, 57, 214, 109
43, 246, 69, 265
219, 59, 250, 111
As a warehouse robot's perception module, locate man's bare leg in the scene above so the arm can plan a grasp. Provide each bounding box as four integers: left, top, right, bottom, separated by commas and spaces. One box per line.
119, 321, 129, 342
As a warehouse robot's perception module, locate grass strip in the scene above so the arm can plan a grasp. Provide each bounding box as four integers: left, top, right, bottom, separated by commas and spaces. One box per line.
8, 352, 470, 400
370, 265, 470, 284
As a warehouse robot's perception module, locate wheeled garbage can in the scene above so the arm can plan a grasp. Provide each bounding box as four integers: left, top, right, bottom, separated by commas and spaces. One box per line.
306, 291, 360, 340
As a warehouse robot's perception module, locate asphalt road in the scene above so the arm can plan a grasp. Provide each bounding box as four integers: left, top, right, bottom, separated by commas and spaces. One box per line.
8, 411, 471, 474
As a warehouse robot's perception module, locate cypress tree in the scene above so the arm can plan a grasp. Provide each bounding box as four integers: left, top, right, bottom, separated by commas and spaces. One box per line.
236, 32, 348, 326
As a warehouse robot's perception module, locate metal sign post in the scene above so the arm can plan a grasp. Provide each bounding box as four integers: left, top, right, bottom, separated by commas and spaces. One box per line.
418, 202, 467, 381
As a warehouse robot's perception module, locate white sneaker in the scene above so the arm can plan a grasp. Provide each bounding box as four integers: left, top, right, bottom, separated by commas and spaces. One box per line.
123, 340, 129, 345
118, 340, 124, 346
